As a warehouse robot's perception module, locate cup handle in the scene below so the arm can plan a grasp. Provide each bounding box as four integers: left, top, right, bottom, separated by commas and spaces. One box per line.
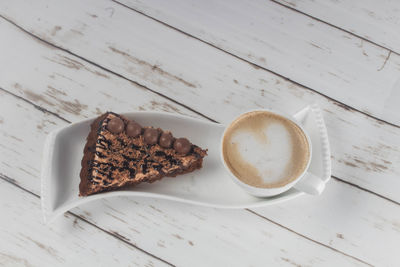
293, 172, 325, 195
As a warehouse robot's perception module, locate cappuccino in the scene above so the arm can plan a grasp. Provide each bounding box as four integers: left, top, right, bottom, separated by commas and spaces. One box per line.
222, 111, 310, 188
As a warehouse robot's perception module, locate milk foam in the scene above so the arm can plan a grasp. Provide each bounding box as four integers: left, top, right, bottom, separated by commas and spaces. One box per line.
231, 122, 293, 184
223, 111, 310, 188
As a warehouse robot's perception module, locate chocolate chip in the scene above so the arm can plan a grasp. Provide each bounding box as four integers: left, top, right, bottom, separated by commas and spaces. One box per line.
107, 117, 125, 134
131, 144, 141, 150
95, 151, 106, 158
159, 132, 174, 148
140, 163, 148, 174
144, 128, 159, 145
173, 138, 191, 155
155, 151, 166, 157
128, 168, 136, 178
126, 121, 142, 137
153, 165, 163, 171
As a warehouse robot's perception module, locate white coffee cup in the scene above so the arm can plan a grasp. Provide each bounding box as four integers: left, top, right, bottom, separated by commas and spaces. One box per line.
220, 109, 325, 197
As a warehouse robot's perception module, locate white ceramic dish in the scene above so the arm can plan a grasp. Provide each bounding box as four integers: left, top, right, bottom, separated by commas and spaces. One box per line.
41, 104, 331, 223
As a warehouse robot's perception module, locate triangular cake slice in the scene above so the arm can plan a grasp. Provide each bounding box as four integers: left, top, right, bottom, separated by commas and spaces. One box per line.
79, 112, 207, 196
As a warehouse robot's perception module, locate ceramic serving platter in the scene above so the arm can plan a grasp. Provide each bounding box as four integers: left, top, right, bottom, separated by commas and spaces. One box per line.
41, 104, 331, 223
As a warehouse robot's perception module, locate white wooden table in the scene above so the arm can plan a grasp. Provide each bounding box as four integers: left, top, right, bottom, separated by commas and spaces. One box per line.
1, 0, 399, 266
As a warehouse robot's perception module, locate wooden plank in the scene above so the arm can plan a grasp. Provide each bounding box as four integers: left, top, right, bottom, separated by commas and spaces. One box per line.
0, 86, 369, 267
0, 179, 168, 267
0, 3, 399, 202
111, 0, 399, 125
274, 0, 400, 54
0, 20, 200, 196
72, 176, 400, 266
3, 0, 400, 124
253, 179, 400, 265
0, 18, 398, 266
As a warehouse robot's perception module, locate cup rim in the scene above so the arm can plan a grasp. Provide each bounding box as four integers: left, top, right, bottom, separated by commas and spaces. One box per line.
220, 109, 313, 196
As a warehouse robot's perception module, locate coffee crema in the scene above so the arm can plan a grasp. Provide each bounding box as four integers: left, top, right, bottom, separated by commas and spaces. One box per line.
222, 111, 310, 188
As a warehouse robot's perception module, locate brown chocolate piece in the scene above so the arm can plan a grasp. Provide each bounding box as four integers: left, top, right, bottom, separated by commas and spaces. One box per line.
159, 132, 174, 148
79, 112, 207, 196
107, 117, 125, 134
174, 138, 191, 155
144, 128, 159, 144
127, 121, 142, 137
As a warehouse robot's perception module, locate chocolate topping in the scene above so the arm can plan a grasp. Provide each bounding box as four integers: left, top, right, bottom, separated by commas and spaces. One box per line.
107, 117, 125, 134
144, 128, 159, 145
79, 112, 208, 197
126, 121, 142, 137
159, 132, 174, 148
174, 138, 191, 155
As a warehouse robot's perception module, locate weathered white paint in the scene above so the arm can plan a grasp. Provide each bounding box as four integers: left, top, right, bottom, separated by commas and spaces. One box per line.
113, 0, 400, 125
0, 0, 399, 266
0, 91, 370, 266
254, 178, 400, 265
71, 175, 400, 266
0, 16, 398, 266
0, 179, 168, 267
0, 20, 200, 196
2, 0, 400, 124
0, 13, 399, 202
275, 0, 400, 54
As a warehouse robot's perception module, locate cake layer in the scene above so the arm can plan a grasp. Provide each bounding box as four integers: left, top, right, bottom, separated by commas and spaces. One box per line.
79, 112, 207, 196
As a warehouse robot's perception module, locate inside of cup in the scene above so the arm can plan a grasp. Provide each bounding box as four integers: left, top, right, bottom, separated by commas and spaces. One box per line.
221, 109, 312, 190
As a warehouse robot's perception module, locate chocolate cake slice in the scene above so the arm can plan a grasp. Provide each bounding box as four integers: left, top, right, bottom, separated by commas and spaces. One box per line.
79, 112, 207, 196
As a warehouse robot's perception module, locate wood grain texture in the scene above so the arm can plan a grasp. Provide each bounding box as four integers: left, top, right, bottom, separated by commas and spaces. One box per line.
275, 0, 400, 54
114, 0, 400, 126
0, 179, 167, 267
0, 77, 369, 267
0, 15, 398, 266
72, 196, 370, 267
0, 2, 399, 202
2, 0, 400, 125
253, 178, 400, 265
0, 19, 200, 196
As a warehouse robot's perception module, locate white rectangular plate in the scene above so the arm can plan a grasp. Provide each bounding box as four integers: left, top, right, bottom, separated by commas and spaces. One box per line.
41, 105, 331, 223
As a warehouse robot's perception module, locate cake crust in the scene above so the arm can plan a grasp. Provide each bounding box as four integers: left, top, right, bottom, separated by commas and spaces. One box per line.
79, 112, 207, 196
